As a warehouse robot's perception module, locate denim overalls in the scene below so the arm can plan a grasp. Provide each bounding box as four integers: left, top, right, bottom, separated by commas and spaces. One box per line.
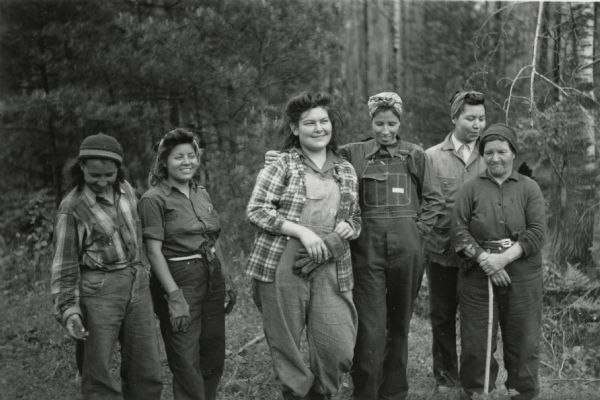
256, 168, 358, 400
351, 151, 425, 400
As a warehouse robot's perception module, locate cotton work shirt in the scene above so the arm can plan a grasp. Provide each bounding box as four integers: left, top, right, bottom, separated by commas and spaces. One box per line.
424, 132, 487, 265
138, 181, 221, 259
50, 181, 144, 323
246, 148, 361, 291
451, 170, 546, 279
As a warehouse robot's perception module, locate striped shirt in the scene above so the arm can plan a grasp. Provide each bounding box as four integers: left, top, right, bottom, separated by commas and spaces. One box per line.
246, 148, 361, 291
50, 181, 144, 324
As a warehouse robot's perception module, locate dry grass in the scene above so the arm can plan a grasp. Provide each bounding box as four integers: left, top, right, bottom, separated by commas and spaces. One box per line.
1, 271, 599, 400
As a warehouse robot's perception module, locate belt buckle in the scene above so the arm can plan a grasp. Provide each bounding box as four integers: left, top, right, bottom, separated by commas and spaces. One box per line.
499, 238, 512, 248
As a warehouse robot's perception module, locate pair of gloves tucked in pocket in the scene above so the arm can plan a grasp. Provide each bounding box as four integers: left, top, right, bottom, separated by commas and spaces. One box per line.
293, 232, 346, 279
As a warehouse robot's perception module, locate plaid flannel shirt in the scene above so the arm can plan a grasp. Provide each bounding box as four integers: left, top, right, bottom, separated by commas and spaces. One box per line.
50, 181, 144, 325
246, 148, 361, 292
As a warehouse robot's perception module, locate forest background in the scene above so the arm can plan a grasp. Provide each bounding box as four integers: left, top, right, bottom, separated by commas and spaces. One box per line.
1, 0, 599, 399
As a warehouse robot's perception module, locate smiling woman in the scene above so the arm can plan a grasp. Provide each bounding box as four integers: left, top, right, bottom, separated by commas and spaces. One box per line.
138, 128, 236, 400
246, 92, 361, 400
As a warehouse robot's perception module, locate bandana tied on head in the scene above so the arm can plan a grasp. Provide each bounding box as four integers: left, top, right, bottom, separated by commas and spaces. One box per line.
449, 90, 484, 120
367, 92, 403, 118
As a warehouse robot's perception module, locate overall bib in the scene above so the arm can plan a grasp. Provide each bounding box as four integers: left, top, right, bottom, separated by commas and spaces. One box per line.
351, 154, 424, 400
257, 171, 358, 400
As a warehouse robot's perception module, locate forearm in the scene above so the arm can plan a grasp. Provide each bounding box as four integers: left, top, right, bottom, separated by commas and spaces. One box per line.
146, 247, 178, 293
281, 220, 312, 239
501, 242, 523, 264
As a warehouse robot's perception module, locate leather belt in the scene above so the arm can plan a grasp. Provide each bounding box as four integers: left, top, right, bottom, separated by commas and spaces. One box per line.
481, 239, 515, 253
168, 254, 203, 262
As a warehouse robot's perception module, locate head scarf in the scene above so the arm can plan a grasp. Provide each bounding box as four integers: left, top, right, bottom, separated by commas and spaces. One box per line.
449, 90, 484, 120
367, 92, 403, 119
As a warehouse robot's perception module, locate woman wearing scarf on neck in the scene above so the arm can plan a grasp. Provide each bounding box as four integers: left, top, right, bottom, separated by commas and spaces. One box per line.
339, 92, 444, 400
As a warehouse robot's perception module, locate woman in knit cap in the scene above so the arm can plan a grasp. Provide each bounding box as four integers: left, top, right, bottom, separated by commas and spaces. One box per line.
138, 128, 235, 400
451, 123, 546, 400
50, 133, 163, 400
339, 92, 444, 400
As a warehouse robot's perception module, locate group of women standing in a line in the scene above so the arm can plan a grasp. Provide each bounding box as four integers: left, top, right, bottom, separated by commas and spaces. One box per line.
248, 90, 546, 400
51, 88, 545, 400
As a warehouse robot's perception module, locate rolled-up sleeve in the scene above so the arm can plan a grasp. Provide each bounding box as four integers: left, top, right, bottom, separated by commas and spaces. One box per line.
50, 212, 83, 325
246, 157, 289, 234
518, 180, 546, 257
138, 197, 165, 241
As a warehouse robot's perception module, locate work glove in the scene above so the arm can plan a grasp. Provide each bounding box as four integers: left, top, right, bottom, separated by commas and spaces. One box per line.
293, 232, 345, 279
165, 289, 191, 333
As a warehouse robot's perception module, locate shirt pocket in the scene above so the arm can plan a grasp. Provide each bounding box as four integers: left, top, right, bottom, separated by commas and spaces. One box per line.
438, 175, 458, 199
89, 223, 120, 264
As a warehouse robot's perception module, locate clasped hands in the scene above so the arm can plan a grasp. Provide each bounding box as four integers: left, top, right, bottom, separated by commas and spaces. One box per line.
293, 222, 354, 279
477, 252, 511, 287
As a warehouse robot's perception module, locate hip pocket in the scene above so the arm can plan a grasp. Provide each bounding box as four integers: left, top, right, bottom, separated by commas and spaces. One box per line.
80, 269, 106, 296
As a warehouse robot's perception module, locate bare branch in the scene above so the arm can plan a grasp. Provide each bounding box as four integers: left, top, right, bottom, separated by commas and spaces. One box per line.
505, 64, 532, 123
529, 2, 544, 123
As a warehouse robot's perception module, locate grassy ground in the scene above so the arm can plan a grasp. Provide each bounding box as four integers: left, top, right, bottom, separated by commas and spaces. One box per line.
1, 271, 599, 400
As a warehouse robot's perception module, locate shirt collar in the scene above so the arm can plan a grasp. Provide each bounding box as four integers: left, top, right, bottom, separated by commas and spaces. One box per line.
479, 169, 520, 182
295, 147, 343, 172
158, 179, 198, 196
451, 132, 476, 152
82, 184, 124, 206
366, 135, 404, 158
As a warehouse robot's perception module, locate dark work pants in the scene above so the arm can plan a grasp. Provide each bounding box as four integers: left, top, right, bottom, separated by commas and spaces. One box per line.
152, 258, 226, 400
458, 270, 542, 400
426, 261, 459, 386
351, 217, 424, 400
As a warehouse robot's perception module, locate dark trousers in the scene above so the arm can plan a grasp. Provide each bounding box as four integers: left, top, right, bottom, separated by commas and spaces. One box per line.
351, 217, 424, 400
152, 258, 226, 400
426, 261, 459, 386
458, 270, 542, 400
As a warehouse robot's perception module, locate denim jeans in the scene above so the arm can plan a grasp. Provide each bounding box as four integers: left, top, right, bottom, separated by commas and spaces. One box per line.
152, 258, 225, 400
458, 270, 542, 400
351, 217, 424, 400
79, 264, 163, 400
426, 261, 459, 386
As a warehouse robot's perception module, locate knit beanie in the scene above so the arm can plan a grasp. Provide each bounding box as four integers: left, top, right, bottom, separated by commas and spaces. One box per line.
79, 133, 124, 164
478, 123, 517, 156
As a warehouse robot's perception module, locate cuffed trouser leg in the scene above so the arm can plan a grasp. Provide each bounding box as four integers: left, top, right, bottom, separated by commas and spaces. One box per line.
426, 261, 459, 386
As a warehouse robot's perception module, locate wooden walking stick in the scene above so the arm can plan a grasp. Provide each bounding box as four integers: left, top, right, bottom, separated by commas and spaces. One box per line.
484, 277, 494, 394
